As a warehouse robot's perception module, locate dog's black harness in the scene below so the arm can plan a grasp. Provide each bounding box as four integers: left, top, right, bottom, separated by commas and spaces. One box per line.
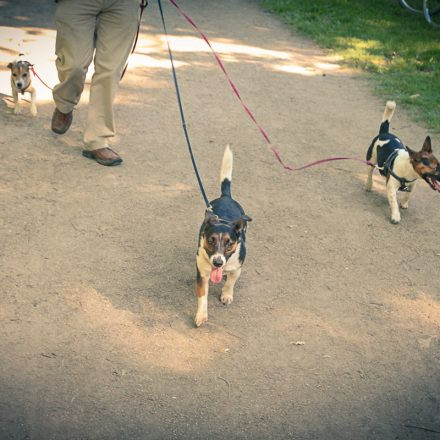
375, 135, 417, 192
382, 149, 417, 192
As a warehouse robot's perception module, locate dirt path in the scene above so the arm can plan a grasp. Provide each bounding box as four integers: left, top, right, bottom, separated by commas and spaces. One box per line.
1, 1, 439, 439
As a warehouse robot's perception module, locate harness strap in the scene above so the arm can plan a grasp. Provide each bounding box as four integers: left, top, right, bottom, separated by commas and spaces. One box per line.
384, 149, 417, 191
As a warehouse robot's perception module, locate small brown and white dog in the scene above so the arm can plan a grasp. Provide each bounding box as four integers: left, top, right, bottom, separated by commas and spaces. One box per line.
366, 101, 440, 224
195, 146, 251, 327
7, 59, 37, 116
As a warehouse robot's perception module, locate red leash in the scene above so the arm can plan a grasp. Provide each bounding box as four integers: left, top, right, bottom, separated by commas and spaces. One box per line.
30, 66, 54, 91
168, 0, 374, 170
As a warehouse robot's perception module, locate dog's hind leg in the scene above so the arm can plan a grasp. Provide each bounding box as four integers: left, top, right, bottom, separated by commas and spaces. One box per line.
387, 177, 402, 224
195, 268, 209, 327
221, 267, 241, 305
365, 140, 378, 192
400, 181, 417, 209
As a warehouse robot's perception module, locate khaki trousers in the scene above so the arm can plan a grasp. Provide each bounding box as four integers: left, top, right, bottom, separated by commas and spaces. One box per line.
53, 0, 140, 149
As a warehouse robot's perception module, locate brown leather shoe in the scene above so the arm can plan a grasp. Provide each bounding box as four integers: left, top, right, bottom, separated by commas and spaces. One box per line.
82, 147, 123, 166
51, 108, 73, 134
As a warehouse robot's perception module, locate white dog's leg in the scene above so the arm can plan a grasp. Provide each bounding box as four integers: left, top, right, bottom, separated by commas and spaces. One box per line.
365, 143, 378, 192
400, 181, 417, 209
195, 270, 209, 327
12, 89, 20, 114
387, 177, 402, 224
30, 87, 37, 117
221, 267, 241, 305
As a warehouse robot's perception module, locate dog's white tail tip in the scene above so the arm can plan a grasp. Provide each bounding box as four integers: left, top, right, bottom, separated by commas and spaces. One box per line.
382, 100, 396, 122
220, 144, 233, 183
386, 101, 396, 111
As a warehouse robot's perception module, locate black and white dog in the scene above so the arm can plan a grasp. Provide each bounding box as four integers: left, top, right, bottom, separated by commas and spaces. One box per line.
195, 145, 251, 327
366, 101, 440, 224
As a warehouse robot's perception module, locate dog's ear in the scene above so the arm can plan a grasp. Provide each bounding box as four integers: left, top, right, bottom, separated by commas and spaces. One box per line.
421, 136, 432, 154
406, 145, 417, 159
232, 218, 245, 235
7, 62, 12, 70
233, 214, 252, 233
232, 215, 251, 235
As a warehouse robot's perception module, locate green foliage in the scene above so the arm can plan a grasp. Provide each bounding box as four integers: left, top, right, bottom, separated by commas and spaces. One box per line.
261, 0, 440, 131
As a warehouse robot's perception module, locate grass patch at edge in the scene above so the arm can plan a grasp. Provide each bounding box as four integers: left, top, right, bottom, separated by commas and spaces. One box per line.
259, 0, 440, 132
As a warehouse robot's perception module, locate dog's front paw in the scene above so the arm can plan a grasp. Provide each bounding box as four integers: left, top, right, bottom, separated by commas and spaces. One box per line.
30, 106, 37, 117
220, 289, 234, 305
14, 107, 21, 115
390, 217, 400, 225
400, 202, 409, 209
194, 312, 208, 327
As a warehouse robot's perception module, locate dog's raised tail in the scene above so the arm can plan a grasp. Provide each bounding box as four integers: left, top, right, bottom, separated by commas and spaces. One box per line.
379, 101, 396, 135
220, 144, 233, 197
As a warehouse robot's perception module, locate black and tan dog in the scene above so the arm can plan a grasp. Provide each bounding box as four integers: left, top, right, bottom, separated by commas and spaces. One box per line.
366, 101, 440, 224
7, 59, 37, 117
195, 145, 251, 327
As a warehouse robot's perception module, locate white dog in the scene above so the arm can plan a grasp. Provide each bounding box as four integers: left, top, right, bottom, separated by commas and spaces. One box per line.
7, 59, 37, 116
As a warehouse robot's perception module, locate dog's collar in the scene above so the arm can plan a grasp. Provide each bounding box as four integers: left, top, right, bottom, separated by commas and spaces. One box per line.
383, 149, 417, 192
203, 210, 248, 239
19, 83, 31, 94
205, 209, 233, 226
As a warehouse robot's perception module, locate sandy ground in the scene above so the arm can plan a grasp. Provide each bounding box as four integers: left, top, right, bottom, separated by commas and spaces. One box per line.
1, 1, 440, 439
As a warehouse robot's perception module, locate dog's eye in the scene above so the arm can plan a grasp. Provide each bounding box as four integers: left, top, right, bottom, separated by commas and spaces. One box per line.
421, 157, 431, 166
23, 73, 28, 77
12, 73, 17, 77
208, 237, 215, 245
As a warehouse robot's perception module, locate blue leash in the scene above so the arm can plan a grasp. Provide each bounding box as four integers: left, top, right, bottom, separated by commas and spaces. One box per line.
157, 0, 212, 210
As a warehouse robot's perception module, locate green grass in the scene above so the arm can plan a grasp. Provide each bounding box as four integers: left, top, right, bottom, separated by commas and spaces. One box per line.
260, 0, 440, 131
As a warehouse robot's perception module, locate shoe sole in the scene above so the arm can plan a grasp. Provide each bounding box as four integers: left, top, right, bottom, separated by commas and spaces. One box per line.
82, 150, 123, 166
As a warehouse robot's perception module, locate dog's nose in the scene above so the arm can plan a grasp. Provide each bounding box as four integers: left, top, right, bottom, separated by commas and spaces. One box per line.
213, 257, 224, 268
16, 82, 22, 88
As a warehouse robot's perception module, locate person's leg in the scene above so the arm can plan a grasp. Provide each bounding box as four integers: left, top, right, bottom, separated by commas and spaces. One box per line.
52, 0, 99, 115
83, 0, 140, 150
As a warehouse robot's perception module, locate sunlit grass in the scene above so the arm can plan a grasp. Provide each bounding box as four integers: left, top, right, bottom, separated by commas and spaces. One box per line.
260, 0, 440, 131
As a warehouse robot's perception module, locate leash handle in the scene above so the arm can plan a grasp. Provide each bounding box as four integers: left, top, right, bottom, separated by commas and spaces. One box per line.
157, 0, 211, 209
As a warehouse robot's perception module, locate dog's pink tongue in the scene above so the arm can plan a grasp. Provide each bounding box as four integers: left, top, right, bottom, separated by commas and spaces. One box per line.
433, 178, 440, 192
210, 268, 223, 284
